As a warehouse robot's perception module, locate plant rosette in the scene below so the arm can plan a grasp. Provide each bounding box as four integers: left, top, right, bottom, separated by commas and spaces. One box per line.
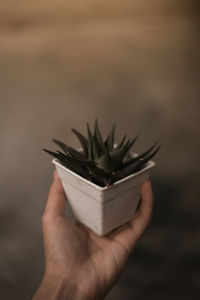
44, 120, 160, 236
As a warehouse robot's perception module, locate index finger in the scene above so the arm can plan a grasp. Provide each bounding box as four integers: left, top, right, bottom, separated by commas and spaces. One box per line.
130, 180, 154, 237
110, 180, 154, 250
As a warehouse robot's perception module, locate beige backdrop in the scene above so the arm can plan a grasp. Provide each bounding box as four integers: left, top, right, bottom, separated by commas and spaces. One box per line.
0, 1, 200, 299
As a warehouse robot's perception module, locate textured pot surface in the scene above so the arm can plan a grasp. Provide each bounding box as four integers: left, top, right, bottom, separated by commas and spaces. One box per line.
53, 158, 155, 236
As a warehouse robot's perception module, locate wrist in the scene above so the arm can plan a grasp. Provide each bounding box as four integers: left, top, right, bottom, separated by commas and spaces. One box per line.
32, 274, 89, 300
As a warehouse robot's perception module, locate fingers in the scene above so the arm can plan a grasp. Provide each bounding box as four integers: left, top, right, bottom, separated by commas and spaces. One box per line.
110, 180, 154, 250
43, 170, 67, 219
130, 180, 154, 238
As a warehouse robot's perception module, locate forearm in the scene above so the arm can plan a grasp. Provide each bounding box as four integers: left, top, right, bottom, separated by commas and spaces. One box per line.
32, 275, 89, 300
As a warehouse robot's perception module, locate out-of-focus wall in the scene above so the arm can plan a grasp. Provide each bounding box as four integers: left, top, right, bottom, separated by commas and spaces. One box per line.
0, 1, 199, 299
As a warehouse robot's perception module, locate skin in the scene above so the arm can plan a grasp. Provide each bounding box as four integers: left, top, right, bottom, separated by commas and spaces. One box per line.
32, 171, 154, 300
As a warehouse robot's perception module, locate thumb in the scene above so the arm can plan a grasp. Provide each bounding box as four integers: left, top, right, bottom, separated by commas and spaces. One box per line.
43, 170, 67, 219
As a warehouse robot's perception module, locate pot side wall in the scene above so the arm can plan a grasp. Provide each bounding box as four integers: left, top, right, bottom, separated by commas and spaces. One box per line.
54, 159, 154, 235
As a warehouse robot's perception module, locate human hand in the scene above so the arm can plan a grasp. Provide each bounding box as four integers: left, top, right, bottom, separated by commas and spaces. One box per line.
33, 171, 154, 300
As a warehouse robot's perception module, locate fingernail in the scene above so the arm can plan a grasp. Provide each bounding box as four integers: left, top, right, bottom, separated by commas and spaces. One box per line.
143, 180, 151, 190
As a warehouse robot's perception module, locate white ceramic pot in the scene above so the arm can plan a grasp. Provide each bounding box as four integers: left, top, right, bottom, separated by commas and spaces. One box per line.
53, 157, 155, 236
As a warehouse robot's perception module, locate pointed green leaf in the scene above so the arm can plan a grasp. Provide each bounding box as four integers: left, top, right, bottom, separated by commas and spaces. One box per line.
52, 139, 86, 159
52, 139, 69, 154
55, 150, 76, 162
67, 146, 86, 160
115, 134, 126, 150
121, 133, 140, 158
133, 144, 161, 170
94, 118, 106, 153
43, 149, 64, 161
84, 163, 108, 187
87, 123, 94, 161
71, 129, 88, 157
122, 140, 159, 168
110, 144, 161, 183
97, 152, 116, 175
92, 137, 101, 164
105, 123, 115, 151
44, 149, 90, 179
121, 145, 161, 176
110, 139, 130, 166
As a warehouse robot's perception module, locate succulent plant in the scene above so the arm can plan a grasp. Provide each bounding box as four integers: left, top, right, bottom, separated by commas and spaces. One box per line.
43, 119, 161, 187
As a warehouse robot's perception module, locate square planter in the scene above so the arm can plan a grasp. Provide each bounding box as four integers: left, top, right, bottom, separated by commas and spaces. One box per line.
53, 157, 155, 236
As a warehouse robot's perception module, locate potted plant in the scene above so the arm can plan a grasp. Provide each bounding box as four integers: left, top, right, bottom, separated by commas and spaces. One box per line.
43, 119, 160, 236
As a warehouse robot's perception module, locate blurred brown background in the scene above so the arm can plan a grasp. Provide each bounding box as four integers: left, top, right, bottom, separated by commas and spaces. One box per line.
0, 1, 200, 299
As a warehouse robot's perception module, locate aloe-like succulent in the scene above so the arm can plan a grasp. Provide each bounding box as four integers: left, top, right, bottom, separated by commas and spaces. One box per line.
43, 119, 160, 187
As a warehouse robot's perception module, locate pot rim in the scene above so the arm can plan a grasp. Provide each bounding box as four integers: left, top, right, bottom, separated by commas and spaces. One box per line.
52, 155, 155, 191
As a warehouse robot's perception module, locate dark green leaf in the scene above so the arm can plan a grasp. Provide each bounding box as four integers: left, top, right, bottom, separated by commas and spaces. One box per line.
52, 139, 86, 159
122, 140, 159, 168
110, 133, 140, 165
110, 144, 161, 183
115, 134, 126, 150
120, 145, 161, 177
87, 123, 94, 161
43, 149, 64, 161
133, 144, 161, 171
94, 118, 106, 153
84, 163, 108, 187
52, 139, 69, 154
110, 139, 130, 166
44, 149, 90, 179
67, 147, 86, 160
121, 133, 140, 158
97, 152, 116, 174
92, 137, 101, 164
105, 123, 115, 151
71, 129, 88, 158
